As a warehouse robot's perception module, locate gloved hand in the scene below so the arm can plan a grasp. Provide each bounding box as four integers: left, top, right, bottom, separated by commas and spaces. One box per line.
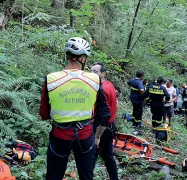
95, 137, 100, 148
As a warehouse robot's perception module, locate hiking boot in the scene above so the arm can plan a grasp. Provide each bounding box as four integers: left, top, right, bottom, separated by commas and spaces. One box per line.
133, 130, 142, 136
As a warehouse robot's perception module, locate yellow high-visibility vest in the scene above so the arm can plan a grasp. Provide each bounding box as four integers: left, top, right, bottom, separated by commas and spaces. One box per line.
47, 69, 100, 123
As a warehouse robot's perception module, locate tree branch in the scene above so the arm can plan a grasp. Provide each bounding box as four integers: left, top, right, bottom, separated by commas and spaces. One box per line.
130, 1, 159, 52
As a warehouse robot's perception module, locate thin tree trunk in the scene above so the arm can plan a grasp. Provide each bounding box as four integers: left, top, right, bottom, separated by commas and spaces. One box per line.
0, 13, 10, 29
124, 0, 142, 61
0, 0, 14, 30
130, 1, 159, 52
51, 0, 64, 8
51, 0, 76, 27
69, 11, 76, 27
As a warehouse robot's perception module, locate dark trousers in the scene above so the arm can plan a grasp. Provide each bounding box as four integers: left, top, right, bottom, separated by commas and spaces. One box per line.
132, 103, 143, 127
94, 124, 119, 180
150, 102, 164, 127
46, 131, 96, 180
182, 101, 187, 116
174, 102, 177, 109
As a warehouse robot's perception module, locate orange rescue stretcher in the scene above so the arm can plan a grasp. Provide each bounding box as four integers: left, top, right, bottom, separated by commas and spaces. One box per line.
113, 133, 178, 167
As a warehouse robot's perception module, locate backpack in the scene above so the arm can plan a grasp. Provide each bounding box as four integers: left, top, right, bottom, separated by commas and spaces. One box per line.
155, 124, 171, 142
0, 159, 16, 180
5, 140, 37, 165
123, 113, 133, 122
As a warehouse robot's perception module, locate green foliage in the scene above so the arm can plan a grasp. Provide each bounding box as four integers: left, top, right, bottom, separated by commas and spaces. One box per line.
148, 171, 166, 180
0, 0, 187, 179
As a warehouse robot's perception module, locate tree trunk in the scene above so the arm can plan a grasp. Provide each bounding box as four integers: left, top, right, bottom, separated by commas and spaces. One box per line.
51, 0, 82, 27
51, 0, 65, 8
122, 0, 142, 70
125, 0, 142, 57
0, 13, 9, 29
0, 0, 15, 30
130, 1, 159, 52
69, 11, 76, 27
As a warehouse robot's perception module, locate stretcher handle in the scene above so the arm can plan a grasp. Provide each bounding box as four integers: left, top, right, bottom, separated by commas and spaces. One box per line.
157, 158, 175, 167
162, 146, 179, 154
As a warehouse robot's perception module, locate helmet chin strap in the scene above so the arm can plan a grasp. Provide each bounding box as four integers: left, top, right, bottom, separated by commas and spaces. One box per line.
76, 59, 85, 70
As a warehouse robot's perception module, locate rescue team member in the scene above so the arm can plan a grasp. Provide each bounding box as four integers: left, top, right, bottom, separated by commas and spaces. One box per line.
127, 71, 144, 135
181, 84, 187, 118
173, 85, 179, 114
163, 79, 177, 126
40, 37, 111, 180
91, 62, 119, 180
144, 77, 170, 128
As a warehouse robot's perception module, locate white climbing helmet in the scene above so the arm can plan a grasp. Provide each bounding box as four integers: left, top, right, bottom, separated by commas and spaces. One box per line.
64, 37, 91, 56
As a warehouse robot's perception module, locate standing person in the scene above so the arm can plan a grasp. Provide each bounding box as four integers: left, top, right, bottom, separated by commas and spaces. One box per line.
163, 79, 177, 126
174, 85, 179, 114
144, 77, 170, 128
91, 62, 119, 180
127, 71, 144, 135
40, 37, 111, 180
181, 84, 187, 118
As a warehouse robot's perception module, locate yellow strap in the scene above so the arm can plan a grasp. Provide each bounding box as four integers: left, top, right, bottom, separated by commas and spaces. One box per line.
131, 87, 139, 91
156, 120, 162, 123
134, 119, 141, 122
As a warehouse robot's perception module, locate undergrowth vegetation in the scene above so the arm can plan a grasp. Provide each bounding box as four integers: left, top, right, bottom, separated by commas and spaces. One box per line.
0, 0, 187, 179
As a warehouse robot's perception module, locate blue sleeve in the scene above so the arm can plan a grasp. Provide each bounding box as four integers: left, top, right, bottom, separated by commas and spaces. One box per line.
182, 89, 185, 99
127, 80, 131, 86
138, 81, 144, 90
163, 87, 170, 101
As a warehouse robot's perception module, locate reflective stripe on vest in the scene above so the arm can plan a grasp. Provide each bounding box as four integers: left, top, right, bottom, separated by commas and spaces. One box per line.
48, 70, 99, 92
50, 109, 92, 119
131, 87, 139, 91
149, 88, 164, 95
47, 70, 100, 123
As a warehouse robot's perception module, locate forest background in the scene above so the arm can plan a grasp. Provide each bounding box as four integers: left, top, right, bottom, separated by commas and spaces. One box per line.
0, 0, 187, 179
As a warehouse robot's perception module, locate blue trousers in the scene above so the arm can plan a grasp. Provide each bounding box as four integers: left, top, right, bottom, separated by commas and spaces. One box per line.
132, 103, 143, 127
46, 131, 96, 180
182, 101, 187, 116
150, 102, 164, 127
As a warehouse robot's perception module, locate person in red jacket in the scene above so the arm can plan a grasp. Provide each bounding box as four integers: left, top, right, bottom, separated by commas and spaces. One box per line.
91, 62, 119, 180
40, 38, 111, 180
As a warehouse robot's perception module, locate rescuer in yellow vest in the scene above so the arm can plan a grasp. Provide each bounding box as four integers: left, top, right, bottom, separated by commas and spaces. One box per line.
40, 37, 111, 180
